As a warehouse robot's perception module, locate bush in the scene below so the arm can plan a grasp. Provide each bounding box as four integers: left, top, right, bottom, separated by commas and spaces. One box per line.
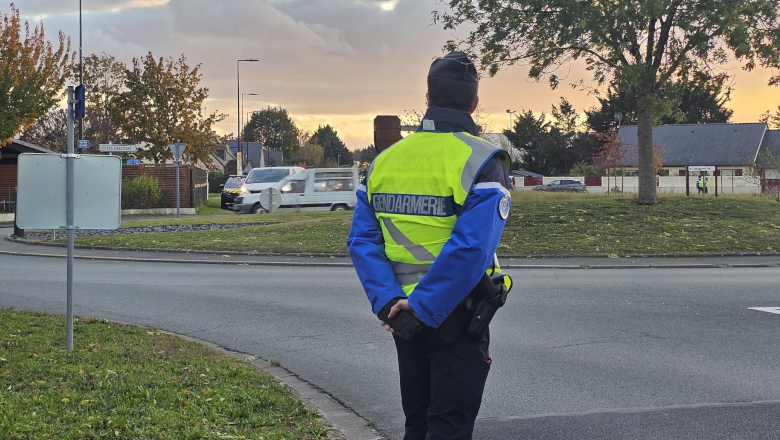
122, 176, 162, 209
208, 169, 228, 191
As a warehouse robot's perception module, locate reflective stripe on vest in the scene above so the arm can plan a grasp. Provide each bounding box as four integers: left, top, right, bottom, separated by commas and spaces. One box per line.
367, 131, 509, 294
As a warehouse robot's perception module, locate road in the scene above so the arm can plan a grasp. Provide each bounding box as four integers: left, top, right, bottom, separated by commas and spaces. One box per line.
2, 252, 780, 439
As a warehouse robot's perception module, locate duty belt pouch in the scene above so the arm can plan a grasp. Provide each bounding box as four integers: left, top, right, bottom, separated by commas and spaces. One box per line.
467, 273, 510, 340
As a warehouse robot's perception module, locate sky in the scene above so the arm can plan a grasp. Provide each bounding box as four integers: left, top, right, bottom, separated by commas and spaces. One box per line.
15, 0, 780, 151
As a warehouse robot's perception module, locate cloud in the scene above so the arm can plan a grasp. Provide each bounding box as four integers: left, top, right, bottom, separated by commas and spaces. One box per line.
15, 0, 780, 151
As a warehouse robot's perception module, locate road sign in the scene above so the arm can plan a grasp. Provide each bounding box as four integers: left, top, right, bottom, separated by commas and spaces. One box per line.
259, 188, 282, 212
169, 143, 186, 160
77, 140, 89, 149
99, 144, 137, 153
16, 153, 122, 230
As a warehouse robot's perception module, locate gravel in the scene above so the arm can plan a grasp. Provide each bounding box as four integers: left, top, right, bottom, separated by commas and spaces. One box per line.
23, 223, 273, 239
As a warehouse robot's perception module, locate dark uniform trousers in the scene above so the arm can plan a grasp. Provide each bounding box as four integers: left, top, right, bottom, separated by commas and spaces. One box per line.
393, 298, 491, 440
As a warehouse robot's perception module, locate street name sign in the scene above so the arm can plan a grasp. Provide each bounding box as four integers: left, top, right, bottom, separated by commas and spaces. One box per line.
77, 140, 89, 149
99, 144, 137, 153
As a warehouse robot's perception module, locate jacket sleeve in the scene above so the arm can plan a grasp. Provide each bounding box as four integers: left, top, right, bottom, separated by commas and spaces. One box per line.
347, 181, 405, 315
407, 154, 510, 328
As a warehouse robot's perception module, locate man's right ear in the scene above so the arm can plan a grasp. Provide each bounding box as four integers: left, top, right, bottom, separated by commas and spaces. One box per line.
425, 93, 431, 108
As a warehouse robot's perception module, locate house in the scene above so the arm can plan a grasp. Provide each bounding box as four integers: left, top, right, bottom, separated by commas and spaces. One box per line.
615, 123, 769, 178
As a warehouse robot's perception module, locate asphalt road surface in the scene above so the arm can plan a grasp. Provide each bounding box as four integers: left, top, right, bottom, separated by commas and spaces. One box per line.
2, 253, 780, 439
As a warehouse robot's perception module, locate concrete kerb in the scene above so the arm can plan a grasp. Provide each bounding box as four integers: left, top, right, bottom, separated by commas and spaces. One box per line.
5, 234, 780, 269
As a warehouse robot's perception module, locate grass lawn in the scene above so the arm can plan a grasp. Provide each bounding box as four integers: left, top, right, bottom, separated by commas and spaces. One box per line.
64, 193, 780, 256
196, 198, 227, 215
0, 309, 331, 440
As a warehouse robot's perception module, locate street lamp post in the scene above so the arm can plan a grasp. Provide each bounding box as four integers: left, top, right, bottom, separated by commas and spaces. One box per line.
237, 59, 258, 174
241, 92, 257, 166
506, 109, 516, 131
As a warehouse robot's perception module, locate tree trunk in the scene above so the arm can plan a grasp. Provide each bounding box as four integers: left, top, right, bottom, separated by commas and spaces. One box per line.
636, 97, 657, 205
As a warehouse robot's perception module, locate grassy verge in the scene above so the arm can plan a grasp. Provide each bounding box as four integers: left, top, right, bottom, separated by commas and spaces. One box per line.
196, 198, 226, 215
0, 308, 330, 440
77, 212, 352, 254
62, 194, 780, 256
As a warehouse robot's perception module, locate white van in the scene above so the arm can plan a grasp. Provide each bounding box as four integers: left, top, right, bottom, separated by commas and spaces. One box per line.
239, 166, 305, 195
235, 167, 359, 214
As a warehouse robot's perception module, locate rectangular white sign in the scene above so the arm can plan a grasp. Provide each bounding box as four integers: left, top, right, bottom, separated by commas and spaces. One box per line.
99, 144, 137, 152
16, 153, 122, 230
689, 166, 715, 172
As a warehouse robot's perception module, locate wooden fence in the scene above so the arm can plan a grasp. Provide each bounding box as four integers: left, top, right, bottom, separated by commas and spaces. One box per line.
0, 163, 207, 212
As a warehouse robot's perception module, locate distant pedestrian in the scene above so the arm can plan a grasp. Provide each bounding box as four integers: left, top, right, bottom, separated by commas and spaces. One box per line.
704, 177, 709, 194
696, 178, 703, 194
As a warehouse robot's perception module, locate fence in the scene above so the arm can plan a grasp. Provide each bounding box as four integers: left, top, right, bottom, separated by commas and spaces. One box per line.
121, 164, 207, 209
517, 174, 763, 195
0, 163, 207, 213
0, 164, 16, 213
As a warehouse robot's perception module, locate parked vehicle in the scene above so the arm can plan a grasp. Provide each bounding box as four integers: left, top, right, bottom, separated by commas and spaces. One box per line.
239, 166, 305, 196
533, 179, 587, 192
234, 167, 359, 214
219, 175, 245, 210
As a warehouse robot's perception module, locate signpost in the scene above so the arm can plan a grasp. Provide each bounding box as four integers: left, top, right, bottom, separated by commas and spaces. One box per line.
16, 86, 121, 351
77, 140, 89, 149
169, 143, 186, 218
259, 187, 282, 213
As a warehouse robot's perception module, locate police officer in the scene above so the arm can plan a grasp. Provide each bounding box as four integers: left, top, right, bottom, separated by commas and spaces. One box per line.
347, 51, 511, 440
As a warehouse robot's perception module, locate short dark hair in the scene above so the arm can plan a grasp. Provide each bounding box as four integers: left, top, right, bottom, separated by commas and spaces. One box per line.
427, 76, 478, 112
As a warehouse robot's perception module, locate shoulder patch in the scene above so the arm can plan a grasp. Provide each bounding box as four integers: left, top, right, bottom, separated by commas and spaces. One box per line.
499, 195, 510, 219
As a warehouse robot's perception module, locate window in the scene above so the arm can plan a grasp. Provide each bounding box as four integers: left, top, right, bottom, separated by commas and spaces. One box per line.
280, 180, 305, 193
314, 171, 353, 178
314, 179, 354, 192
246, 169, 290, 183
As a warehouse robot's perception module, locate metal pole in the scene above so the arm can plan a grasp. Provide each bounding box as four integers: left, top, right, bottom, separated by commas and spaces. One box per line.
78, 0, 83, 143
237, 60, 241, 174
176, 162, 180, 218
66, 86, 75, 351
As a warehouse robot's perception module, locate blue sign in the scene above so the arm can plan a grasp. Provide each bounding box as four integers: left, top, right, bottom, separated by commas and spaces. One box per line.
77, 140, 89, 149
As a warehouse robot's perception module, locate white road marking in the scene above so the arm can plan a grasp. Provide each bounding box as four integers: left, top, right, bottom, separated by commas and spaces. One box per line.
748, 307, 780, 315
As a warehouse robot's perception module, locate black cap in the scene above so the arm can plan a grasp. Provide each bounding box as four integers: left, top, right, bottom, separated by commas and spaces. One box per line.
428, 51, 479, 83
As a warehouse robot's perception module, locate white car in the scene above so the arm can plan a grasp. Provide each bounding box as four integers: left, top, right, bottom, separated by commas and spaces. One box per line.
235, 167, 359, 214
238, 166, 305, 196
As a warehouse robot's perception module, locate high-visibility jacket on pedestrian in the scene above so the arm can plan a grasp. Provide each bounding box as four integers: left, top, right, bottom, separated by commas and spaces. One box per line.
348, 114, 511, 328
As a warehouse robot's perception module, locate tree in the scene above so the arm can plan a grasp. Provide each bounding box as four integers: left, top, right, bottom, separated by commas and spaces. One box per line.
19, 108, 67, 152
505, 100, 600, 175
586, 73, 734, 133
354, 144, 379, 164
311, 125, 351, 166
760, 104, 780, 129
298, 138, 324, 168
0, 4, 73, 146
21, 53, 127, 154
436, 0, 780, 204
113, 52, 226, 165
243, 107, 300, 164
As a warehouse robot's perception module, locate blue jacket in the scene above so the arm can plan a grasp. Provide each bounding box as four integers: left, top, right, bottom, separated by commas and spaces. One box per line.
347, 107, 510, 328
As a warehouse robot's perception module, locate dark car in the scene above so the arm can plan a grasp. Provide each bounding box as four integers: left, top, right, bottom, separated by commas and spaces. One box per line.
220, 176, 245, 210
533, 179, 587, 192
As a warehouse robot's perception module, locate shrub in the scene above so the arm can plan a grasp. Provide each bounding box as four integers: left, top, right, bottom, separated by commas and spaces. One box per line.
122, 176, 162, 209
208, 169, 228, 192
